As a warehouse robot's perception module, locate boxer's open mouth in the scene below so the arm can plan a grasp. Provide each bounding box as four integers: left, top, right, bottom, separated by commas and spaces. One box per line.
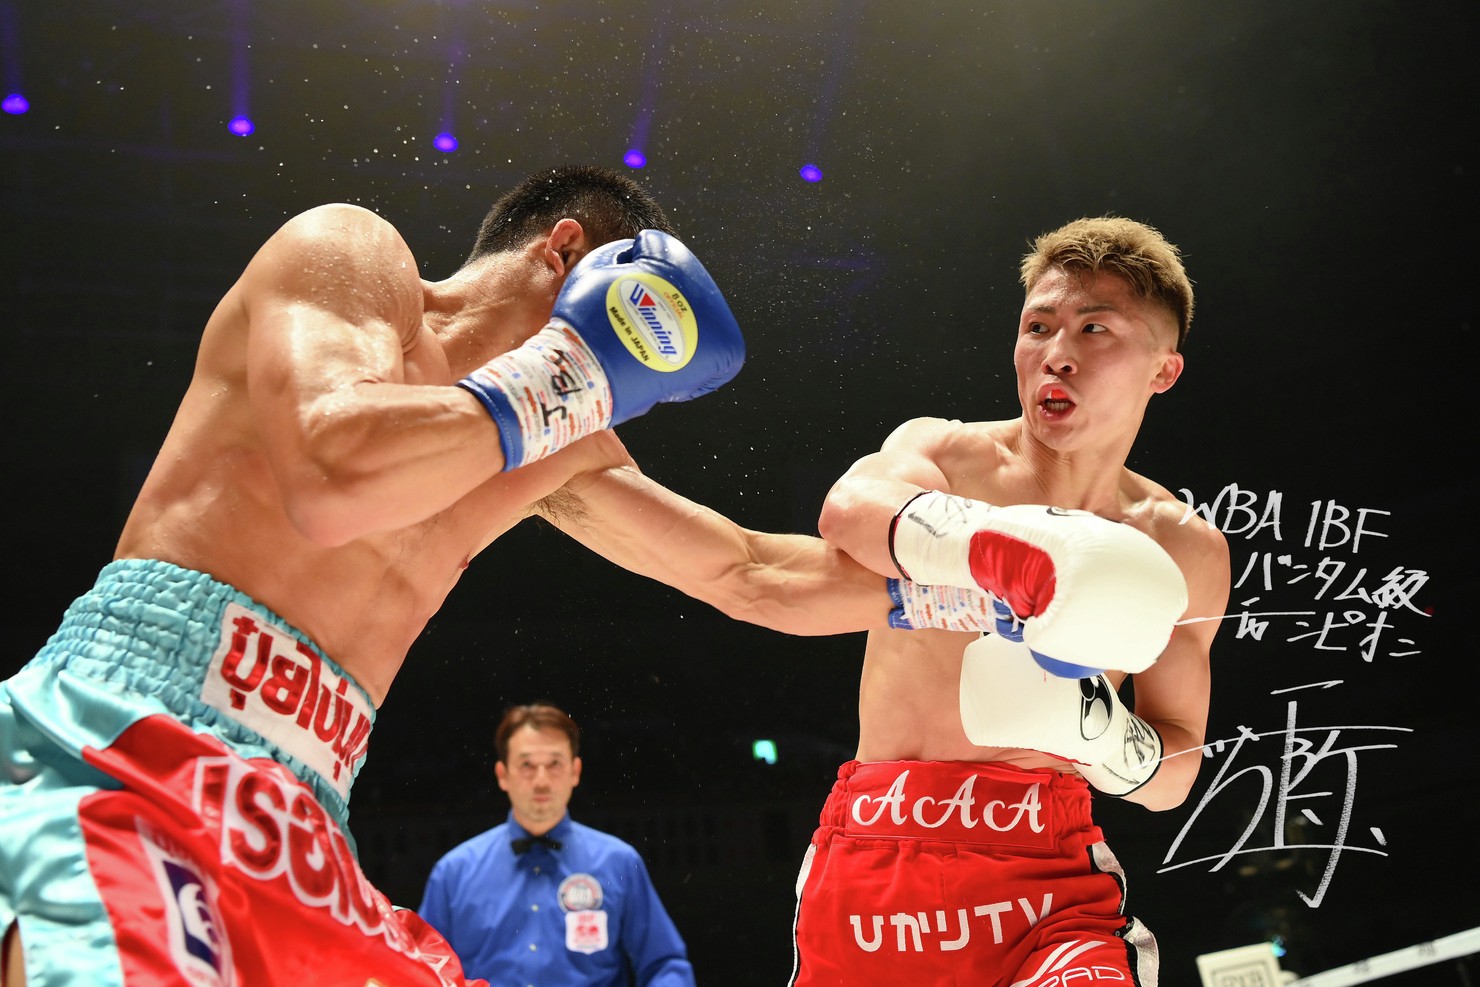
1043, 387, 1072, 413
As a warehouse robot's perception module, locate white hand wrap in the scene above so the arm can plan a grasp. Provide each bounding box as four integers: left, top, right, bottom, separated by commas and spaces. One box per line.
459, 321, 614, 469
886, 578, 1000, 632
959, 633, 1163, 796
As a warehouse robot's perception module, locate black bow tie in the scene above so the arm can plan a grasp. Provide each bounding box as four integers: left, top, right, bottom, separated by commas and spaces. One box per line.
512, 833, 563, 854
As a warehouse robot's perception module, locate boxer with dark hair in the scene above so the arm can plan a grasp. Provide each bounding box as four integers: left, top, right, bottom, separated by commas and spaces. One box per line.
0, 164, 905, 987
793, 216, 1232, 986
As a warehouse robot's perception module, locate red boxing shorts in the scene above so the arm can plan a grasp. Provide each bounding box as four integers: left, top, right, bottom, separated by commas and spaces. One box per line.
790, 760, 1158, 987
71, 714, 481, 987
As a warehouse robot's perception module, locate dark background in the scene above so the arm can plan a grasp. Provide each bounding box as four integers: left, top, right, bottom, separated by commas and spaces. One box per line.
5, 1, 1477, 983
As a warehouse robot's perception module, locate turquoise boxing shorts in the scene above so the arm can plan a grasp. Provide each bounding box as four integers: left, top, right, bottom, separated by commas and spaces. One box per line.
0, 559, 484, 987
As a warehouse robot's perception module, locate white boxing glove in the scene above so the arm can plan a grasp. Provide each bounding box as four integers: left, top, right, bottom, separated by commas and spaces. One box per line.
889, 492, 1187, 677
959, 633, 1163, 796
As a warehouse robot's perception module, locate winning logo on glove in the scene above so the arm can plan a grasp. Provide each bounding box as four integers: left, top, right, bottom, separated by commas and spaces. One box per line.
606, 275, 698, 371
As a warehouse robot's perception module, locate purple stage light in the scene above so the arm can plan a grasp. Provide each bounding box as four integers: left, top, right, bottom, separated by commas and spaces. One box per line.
434, 131, 458, 153
623, 149, 647, 169
799, 163, 823, 183
228, 115, 254, 136
2, 93, 28, 115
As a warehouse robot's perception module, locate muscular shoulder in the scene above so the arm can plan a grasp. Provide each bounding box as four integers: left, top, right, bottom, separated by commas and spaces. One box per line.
244, 204, 423, 327
879, 416, 1016, 488
881, 417, 1013, 458
1130, 476, 1231, 583
881, 416, 966, 446
266, 203, 411, 263
279, 202, 398, 241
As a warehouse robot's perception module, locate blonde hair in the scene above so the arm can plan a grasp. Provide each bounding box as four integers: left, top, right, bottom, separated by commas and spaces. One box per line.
1020, 216, 1194, 350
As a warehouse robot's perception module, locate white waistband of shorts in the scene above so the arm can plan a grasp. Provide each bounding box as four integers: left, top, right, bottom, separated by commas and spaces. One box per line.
47, 559, 375, 816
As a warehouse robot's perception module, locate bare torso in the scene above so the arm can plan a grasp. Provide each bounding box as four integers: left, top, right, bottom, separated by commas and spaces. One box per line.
851, 418, 1202, 768
112, 209, 618, 705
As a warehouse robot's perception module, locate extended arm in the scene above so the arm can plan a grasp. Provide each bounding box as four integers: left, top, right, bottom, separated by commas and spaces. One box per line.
541, 463, 895, 636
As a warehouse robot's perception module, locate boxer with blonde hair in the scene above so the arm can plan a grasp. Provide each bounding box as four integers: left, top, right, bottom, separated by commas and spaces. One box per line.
792, 216, 1232, 986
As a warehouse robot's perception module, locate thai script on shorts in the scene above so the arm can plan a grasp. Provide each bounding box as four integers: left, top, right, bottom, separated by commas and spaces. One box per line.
201, 602, 372, 799
195, 755, 461, 985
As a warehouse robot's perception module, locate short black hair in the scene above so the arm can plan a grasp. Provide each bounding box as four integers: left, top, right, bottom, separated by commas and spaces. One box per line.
463, 165, 675, 267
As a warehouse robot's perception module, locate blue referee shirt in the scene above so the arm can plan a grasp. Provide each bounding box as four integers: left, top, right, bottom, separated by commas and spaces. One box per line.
419, 812, 695, 987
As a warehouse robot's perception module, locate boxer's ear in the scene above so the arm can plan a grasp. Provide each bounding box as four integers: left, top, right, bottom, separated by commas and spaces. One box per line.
1150, 351, 1184, 394
544, 218, 586, 275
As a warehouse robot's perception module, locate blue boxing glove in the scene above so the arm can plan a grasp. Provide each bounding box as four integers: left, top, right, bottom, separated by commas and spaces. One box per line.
458, 230, 745, 470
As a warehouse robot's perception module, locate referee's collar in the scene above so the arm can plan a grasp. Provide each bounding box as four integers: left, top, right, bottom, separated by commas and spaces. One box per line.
508, 811, 573, 851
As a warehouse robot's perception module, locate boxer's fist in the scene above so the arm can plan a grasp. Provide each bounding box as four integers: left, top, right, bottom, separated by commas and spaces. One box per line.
888, 492, 1187, 677
959, 633, 1163, 796
458, 230, 745, 470
553, 230, 744, 425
